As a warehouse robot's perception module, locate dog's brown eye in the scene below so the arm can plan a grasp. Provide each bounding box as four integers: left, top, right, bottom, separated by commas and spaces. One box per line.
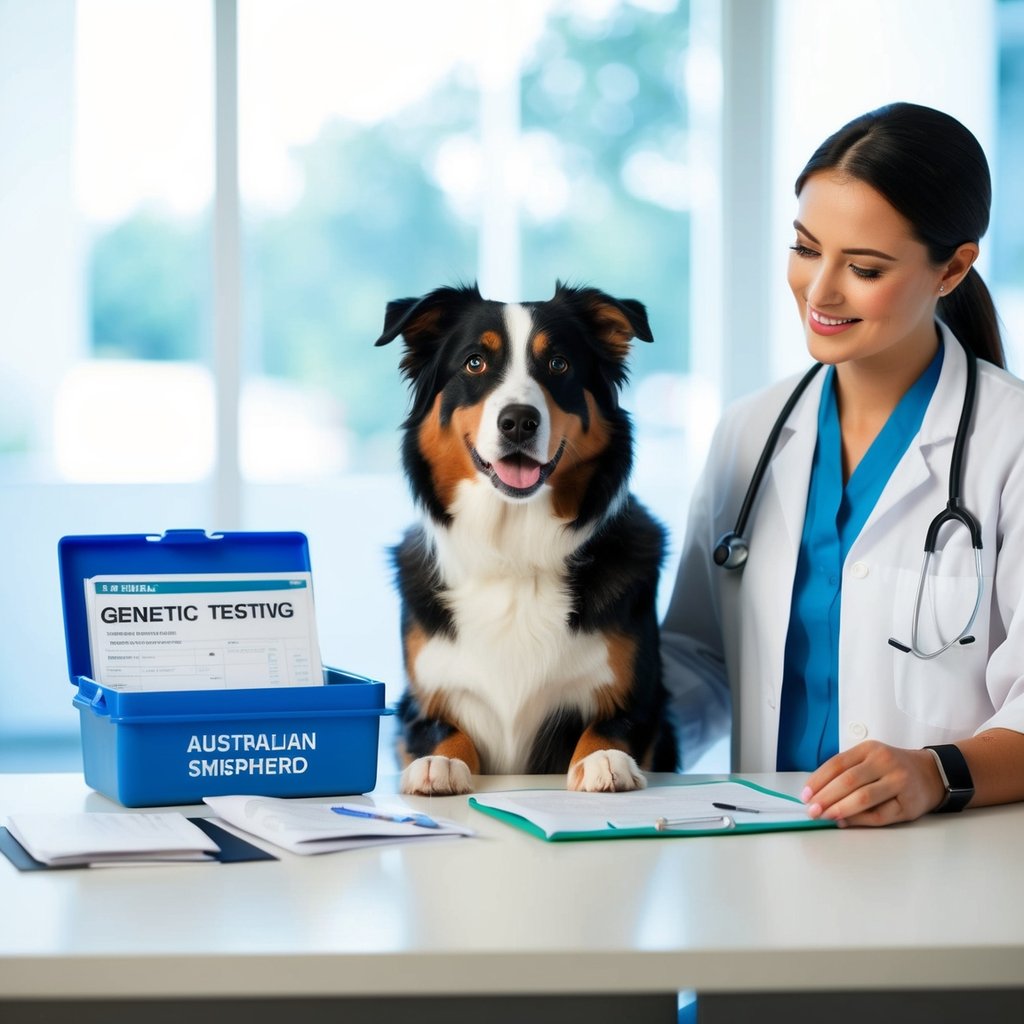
465, 354, 487, 375
549, 355, 569, 375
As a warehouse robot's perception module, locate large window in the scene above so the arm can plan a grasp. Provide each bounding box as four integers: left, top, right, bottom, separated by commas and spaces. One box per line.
0, 0, 704, 768
0, 0, 216, 763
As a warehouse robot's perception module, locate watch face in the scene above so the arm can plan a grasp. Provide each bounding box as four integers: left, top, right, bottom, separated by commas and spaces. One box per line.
927, 745, 975, 813
938, 787, 973, 813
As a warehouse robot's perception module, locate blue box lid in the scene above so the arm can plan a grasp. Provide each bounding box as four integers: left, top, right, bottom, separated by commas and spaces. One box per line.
58, 529, 314, 685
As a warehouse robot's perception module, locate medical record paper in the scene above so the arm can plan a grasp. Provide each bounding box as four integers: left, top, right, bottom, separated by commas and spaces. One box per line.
84, 572, 323, 691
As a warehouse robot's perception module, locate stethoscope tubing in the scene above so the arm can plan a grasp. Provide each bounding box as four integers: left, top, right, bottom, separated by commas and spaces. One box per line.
712, 362, 824, 569
716, 336, 983, 660
905, 546, 985, 660
731, 362, 824, 544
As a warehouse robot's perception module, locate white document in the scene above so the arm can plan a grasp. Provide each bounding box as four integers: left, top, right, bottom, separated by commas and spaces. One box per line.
5, 812, 220, 867
203, 795, 474, 855
84, 572, 322, 691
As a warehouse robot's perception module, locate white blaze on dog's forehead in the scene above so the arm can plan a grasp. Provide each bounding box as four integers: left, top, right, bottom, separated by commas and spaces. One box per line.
503, 303, 532, 371
497, 303, 543, 404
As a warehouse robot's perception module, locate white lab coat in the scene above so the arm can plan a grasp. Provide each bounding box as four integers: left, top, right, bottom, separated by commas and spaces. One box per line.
662, 323, 1024, 772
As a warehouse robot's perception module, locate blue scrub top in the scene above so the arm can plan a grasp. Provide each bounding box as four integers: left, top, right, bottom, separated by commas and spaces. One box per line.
776, 343, 944, 772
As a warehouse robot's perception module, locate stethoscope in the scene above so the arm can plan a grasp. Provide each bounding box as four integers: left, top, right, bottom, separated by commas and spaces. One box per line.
712, 338, 984, 660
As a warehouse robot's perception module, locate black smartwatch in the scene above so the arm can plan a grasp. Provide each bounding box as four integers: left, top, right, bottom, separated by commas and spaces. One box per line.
924, 744, 975, 813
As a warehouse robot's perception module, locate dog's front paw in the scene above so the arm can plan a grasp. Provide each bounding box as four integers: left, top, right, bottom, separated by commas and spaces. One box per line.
567, 749, 647, 793
401, 755, 474, 796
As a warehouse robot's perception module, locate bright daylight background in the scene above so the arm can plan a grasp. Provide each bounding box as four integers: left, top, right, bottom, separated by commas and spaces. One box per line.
1, 0, 1022, 773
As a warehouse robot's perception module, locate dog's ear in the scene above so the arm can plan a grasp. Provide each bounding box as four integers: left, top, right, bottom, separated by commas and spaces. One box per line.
549, 282, 652, 400
375, 284, 484, 383
374, 294, 440, 349
553, 281, 653, 362
374, 296, 421, 348
374, 284, 483, 348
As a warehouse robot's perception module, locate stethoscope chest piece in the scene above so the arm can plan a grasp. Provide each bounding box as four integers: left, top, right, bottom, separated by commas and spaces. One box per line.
713, 532, 749, 570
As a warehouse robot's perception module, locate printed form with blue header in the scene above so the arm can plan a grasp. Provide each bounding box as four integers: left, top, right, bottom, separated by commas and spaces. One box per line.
84, 572, 323, 691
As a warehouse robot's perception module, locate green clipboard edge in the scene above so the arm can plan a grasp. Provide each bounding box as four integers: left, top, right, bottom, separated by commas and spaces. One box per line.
467, 778, 838, 842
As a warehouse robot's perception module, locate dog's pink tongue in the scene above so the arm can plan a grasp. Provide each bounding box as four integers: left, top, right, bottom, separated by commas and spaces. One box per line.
494, 457, 541, 489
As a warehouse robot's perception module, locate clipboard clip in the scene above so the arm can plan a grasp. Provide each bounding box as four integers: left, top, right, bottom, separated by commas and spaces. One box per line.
654, 814, 734, 832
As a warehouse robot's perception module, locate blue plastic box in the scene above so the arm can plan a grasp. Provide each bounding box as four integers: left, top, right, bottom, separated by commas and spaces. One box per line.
58, 529, 392, 807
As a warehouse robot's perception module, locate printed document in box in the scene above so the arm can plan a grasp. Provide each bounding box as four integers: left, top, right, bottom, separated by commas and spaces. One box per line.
84, 572, 323, 691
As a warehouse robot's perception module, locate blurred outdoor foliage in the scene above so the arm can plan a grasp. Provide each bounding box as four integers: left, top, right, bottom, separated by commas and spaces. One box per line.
88, 1, 691, 467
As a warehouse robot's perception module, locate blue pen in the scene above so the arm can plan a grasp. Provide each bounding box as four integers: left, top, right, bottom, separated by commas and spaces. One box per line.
331, 805, 440, 829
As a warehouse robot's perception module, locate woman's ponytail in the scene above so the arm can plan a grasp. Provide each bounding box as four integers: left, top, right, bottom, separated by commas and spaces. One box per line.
939, 267, 1005, 369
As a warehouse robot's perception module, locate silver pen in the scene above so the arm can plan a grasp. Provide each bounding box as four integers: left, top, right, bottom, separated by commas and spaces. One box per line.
654, 814, 734, 832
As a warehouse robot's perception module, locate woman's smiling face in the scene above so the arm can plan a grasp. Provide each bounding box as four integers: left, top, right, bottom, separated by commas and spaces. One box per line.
787, 171, 949, 373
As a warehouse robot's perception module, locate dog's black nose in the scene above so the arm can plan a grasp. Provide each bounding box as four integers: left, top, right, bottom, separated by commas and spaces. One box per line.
498, 404, 540, 445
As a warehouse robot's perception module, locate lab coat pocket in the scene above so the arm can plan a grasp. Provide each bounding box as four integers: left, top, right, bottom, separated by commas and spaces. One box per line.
890, 565, 991, 731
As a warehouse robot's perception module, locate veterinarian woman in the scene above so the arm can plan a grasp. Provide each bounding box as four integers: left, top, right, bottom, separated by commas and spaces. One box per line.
661, 101, 1024, 828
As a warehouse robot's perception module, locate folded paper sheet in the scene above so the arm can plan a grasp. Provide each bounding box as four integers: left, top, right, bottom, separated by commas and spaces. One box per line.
5, 811, 221, 866
203, 794, 474, 855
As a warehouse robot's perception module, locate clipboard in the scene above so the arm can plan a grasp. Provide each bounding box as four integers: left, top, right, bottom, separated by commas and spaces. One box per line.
468, 779, 838, 841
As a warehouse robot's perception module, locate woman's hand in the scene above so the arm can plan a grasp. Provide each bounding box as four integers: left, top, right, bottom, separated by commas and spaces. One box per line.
801, 741, 945, 826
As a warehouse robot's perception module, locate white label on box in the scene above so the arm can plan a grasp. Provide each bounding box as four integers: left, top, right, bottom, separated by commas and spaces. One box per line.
84, 572, 323, 691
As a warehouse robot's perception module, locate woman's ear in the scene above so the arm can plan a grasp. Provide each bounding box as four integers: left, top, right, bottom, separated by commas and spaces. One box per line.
939, 242, 979, 296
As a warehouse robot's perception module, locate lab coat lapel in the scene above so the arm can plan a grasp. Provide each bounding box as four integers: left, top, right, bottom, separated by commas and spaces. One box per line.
759, 371, 823, 559
853, 326, 963, 551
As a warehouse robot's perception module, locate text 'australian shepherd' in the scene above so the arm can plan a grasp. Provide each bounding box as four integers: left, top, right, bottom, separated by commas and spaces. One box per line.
375, 282, 678, 795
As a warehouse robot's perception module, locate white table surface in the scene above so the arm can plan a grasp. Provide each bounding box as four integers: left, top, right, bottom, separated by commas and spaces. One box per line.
2, 771, 1022, 1001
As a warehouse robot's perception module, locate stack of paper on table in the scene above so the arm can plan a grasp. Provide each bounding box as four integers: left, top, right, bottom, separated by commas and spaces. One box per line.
5, 812, 221, 867
469, 780, 836, 841
203, 795, 474, 855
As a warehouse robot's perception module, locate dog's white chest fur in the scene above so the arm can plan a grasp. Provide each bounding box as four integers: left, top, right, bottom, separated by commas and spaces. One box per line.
412, 479, 613, 773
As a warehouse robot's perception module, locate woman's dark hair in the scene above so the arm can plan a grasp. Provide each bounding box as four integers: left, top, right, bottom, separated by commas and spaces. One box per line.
796, 102, 1005, 368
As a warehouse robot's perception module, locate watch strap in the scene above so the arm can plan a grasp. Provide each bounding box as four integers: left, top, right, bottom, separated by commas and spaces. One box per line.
924, 744, 974, 813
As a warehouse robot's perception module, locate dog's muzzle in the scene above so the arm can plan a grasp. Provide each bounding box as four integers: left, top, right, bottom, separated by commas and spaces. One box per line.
467, 436, 567, 499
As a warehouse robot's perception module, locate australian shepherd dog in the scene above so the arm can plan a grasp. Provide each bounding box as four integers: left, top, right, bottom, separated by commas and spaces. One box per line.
375, 282, 678, 795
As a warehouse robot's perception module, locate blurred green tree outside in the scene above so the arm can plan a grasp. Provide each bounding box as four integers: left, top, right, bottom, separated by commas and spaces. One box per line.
87, 1, 691, 469
519, 2, 690, 368
89, 212, 209, 361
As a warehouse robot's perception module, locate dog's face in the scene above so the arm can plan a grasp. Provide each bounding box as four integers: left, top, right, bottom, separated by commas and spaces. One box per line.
375, 282, 652, 525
